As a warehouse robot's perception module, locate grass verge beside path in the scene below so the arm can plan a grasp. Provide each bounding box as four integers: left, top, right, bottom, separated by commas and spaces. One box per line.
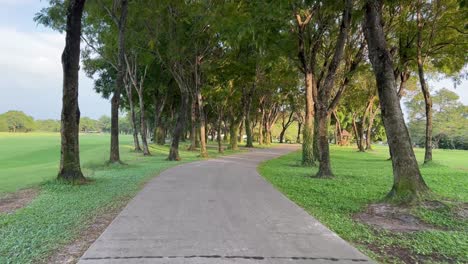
0, 139, 242, 264
259, 146, 468, 263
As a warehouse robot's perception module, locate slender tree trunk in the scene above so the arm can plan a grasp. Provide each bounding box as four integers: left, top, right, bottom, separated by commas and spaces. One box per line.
229, 118, 239, 150
168, 90, 188, 161
366, 105, 379, 150
138, 94, 151, 155
188, 99, 197, 151
302, 72, 316, 166
332, 110, 342, 145
258, 109, 265, 145
238, 120, 244, 143
109, 0, 128, 164
417, 1, 433, 163
125, 83, 141, 152
296, 121, 302, 144
153, 93, 166, 145
364, 0, 429, 203
244, 89, 254, 148
217, 109, 224, 153
130, 106, 141, 152
58, 0, 86, 182
245, 116, 253, 148
196, 89, 208, 157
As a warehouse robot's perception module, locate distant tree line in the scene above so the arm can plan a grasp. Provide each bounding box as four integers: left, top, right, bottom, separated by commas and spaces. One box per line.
0, 111, 115, 134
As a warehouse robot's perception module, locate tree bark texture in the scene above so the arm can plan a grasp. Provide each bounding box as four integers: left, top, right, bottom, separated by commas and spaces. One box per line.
364, 0, 429, 203
58, 0, 86, 182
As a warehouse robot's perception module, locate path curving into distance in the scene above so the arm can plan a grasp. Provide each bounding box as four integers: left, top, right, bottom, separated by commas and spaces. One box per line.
78, 145, 373, 264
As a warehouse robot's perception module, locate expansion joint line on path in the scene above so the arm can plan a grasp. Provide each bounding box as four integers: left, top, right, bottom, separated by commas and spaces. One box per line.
81, 255, 369, 262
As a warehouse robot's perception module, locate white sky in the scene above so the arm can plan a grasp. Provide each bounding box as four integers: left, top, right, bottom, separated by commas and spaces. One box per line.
0, 0, 466, 120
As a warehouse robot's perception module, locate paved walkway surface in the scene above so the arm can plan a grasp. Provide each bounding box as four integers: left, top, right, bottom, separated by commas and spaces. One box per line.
79, 145, 373, 264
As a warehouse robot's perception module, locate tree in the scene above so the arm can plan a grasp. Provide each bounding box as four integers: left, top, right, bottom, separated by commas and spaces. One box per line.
0, 111, 36, 132
406, 88, 467, 149
364, 0, 429, 203
108, 0, 128, 164
98, 115, 111, 133
57, 0, 86, 182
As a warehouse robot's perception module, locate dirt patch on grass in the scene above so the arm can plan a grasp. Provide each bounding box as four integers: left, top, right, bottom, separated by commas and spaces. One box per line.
355, 203, 435, 232
454, 203, 468, 220
365, 243, 456, 264
44, 205, 123, 264
0, 188, 39, 214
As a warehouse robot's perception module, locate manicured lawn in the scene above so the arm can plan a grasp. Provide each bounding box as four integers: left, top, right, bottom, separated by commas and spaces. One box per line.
0, 132, 240, 263
259, 145, 468, 263
0, 132, 131, 194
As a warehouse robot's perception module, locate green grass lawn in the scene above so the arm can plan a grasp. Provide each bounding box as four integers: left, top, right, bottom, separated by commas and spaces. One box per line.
0, 132, 241, 263
259, 145, 468, 263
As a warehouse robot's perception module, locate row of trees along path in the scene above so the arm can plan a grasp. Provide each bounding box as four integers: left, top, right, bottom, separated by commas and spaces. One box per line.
38, 0, 467, 204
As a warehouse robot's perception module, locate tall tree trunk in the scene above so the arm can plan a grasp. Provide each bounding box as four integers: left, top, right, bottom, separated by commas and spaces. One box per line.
109, 0, 128, 164
217, 108, 224, 153
130, 105, 141, 152
188, 99, 197, 151
124, 80, 141, 152
366, 105, 379, 150
168, 91, 189, 161
196, 90, 208, 157
138, 94, 151, 156
352, 114, 365, 152
238, 121, 244, 144
58, 0, 86, 182
332, 110, 342, 145
245, 116, 253, 148
316, 107, 333, 177
417, 0, 433, 164
153, 93, 166, 145
315, 0, 351, 178
296, 121, 302, 144
364, 0, 429, 203
244, 88, 254, 148
229, 118, 239, 150
302, 72, 316, 166
258, 108, 265, 145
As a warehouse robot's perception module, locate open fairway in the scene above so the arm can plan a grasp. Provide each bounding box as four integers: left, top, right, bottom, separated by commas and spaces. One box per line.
0, 133, 134, 194
259, 145, 468, 263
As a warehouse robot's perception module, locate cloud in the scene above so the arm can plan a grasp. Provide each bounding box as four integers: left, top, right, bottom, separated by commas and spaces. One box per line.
0, 27, 109, 120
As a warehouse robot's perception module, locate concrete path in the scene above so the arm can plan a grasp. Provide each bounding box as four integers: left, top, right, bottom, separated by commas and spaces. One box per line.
78, 145, 373, 264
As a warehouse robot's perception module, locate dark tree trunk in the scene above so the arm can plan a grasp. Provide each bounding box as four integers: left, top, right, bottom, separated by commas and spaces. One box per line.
243, 86, 254, 148
315, 0, 351, 178
296, 121, 302, 144
364, 0, 429, 203
58, 0, 86, 182
353, 114, 365, 152
153, 93, 166, 145
229, 117, 239, 150
168, 91, 189, 161
258, 107, 265, 145
279, 111, 294, 144
188, 99, 197, 151
109, 0, 128, 164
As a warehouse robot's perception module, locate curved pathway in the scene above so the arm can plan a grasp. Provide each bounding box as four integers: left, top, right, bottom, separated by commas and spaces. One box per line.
79, 145, 373, 263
